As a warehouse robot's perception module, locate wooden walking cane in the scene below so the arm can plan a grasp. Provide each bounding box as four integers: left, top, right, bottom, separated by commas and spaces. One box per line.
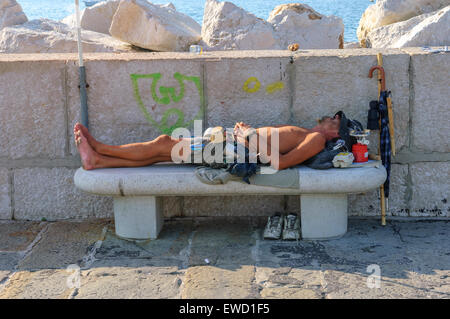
375, 53, 387, 226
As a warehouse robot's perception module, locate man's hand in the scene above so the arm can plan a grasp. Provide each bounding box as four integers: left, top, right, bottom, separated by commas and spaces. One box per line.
233, 122, 253, 139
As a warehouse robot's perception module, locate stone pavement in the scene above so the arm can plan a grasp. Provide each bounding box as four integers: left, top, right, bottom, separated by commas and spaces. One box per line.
0, 217, 449, 299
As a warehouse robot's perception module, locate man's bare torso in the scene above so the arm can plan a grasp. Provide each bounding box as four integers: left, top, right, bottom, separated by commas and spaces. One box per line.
256, 125, 314, 154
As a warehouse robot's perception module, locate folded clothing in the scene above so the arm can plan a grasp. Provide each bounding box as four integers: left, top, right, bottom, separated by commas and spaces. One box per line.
195, 166, 300, 189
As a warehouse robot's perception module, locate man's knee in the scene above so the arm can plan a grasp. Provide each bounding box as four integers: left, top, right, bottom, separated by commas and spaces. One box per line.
155, 134, 172, 144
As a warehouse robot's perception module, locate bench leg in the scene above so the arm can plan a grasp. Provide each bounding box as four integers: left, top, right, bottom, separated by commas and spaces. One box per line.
113, 196, 164, 240
300, 194, 348, 240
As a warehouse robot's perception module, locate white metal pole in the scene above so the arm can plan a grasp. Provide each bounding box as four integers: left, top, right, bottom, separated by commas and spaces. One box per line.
75, 0, 89, 128
75, 0, 84, 67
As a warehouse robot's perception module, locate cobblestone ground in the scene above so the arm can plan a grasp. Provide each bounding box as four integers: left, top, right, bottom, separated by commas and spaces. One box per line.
0, 218, 449, 299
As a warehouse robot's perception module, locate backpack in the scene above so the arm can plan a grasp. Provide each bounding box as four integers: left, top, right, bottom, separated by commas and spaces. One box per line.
303, 111, 364, 170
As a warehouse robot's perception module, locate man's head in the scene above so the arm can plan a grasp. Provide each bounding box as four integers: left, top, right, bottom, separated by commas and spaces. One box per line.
315, 114, 341, 140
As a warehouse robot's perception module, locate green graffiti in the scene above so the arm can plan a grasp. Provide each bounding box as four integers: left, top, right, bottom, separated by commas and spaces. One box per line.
131, 72, 204, 135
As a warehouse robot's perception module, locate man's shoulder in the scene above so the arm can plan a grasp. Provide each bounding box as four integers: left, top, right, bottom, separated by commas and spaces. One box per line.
307, 131, 326, 141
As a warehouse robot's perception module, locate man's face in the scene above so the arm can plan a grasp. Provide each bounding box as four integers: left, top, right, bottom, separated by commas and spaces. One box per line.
318, 115, 341, 139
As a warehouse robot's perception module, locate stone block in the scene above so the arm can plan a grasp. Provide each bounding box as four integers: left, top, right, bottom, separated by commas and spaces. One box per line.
410, 51, 450, 152
205, 55, 292, 129
410, 162, 449, 217
0, 60, 66, 159
67, 57, 204, 156
182, 195, 285, 217
348, 164, 409, 217
293, 49, 410, 153
0, 168, 11, 219
13, 167, 113, 220
0, 270, 75, 299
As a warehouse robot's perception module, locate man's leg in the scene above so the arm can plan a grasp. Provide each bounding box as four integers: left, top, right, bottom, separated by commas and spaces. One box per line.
74, 123, 181, 161
75, 128, 173, 170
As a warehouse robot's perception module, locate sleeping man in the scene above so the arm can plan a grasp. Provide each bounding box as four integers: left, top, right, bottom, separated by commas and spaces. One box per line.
73, 115, 341, 172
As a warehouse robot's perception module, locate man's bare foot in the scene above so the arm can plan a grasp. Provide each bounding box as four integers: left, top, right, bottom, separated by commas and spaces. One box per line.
73, 123, 101, 152
75, 128, 99, 170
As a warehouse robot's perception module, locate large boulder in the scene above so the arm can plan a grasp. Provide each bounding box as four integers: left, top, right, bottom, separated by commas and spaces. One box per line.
366, 6, 450, 48
367, 5, 450, 48
0, 0, 27, 30
201, 0, 279, 50
268, 3, 345, 49
357, 0, 450, 47
62, 0, 121, 35
109, 0, 201, 51
0, 18, 135, 53
62, 0, 176, 35
394, 5, 450, 47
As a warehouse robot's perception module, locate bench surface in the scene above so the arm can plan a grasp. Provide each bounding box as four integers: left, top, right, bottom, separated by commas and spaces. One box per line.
74, 163, 387, 196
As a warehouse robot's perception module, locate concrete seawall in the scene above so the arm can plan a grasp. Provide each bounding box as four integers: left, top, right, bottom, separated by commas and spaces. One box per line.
0, 48, 448, 220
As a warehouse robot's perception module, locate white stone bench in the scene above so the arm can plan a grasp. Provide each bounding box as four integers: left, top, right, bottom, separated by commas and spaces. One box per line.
74, 163, 386, 240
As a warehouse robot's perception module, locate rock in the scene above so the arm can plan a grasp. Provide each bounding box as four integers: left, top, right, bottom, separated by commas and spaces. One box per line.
109, 0, 201, 52
391, 5, 450, 48
201, 0, 279, 50
62, 0, 120, 35
366, 6, 450, 48
344, 42, 361, 49
357, 0, 449, 47
0, 0, 27, 29
62, 0, 176, 35
268, 3, 345, 49
0, 18, 135, 53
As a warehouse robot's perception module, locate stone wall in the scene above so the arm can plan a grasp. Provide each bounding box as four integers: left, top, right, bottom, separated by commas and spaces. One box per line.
0, 49, 448, 221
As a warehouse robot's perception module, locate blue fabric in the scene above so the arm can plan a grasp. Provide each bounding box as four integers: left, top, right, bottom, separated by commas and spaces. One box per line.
225, 142, 259, 184
379, 91, 391, 198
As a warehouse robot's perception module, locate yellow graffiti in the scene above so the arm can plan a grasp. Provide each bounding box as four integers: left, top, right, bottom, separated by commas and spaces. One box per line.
266, 81, 284, 94
243, 77, 285, 94
243, 77, 261, 93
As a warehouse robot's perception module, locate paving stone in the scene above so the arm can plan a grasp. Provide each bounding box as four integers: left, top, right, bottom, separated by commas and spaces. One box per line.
0, 218, 449, 299
18, 220, 110, 270
97, 219, 194, 262
260, 287, 320, 299
77, 261, 182, 299
181, 265, 258, 299
188, 218, 255, 266
0, 270, 74, 299
0, 221, 44, 251
0, 252, 21, 286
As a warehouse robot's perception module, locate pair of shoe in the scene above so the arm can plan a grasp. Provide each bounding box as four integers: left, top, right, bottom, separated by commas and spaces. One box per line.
263, 213, 301, 240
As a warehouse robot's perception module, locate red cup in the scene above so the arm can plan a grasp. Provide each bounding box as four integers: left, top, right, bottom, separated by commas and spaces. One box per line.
352, 143, 368, 163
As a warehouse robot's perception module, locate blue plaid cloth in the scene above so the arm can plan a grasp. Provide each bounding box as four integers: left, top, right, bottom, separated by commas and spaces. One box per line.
379, 91, 391, 198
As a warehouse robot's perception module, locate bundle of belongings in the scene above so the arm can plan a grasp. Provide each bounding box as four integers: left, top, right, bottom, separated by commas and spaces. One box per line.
192, 111, 364, 187
303, 111, 364, 169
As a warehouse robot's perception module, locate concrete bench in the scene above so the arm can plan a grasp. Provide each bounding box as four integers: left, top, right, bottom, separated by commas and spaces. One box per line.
74, 164, 386, 240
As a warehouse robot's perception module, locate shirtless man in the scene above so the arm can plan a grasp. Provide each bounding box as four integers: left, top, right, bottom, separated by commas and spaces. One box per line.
74, 114, 341, 171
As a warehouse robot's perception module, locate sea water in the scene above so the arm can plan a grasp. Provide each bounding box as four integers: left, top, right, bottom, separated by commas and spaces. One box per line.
17, 0, 372, 42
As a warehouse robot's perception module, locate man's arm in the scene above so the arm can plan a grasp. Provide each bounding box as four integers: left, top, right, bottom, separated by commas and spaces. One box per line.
273, 132, 326, 170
